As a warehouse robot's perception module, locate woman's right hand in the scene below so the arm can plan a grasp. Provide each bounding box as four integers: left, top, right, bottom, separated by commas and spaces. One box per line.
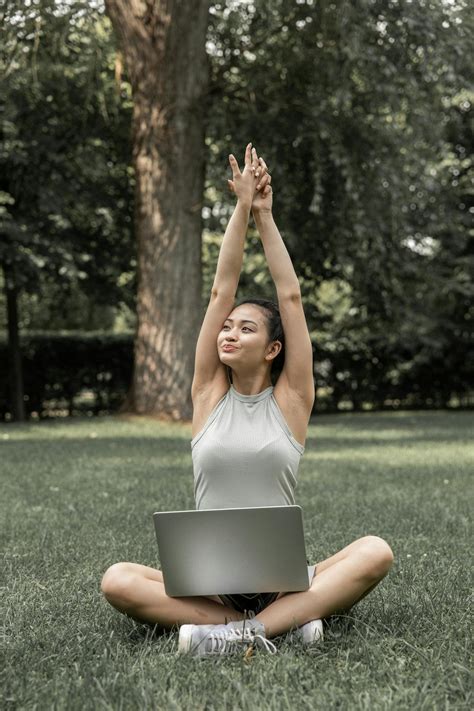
227, 143, 262, 210
252, 156, 272, 214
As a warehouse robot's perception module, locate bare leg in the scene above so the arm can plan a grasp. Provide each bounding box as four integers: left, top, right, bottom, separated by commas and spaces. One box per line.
256, 535, 394, 638
101, 562, 244, 628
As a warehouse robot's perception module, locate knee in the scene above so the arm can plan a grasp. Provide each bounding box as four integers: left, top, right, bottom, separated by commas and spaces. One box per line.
359, 536, 394, 581
100, 562, 138, 607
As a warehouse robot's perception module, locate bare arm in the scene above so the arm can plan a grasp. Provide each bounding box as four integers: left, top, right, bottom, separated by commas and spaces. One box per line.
192, 144, 261, 393
252, 210, 300, 298
212, 143, 262, 294
252, 181, 314, 404
212, 200, 250, 296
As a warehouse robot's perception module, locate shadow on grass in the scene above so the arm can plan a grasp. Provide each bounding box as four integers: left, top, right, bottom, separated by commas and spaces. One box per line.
0, 436, 189, 451
305, 432, 471, 452
125, 619, 171, 643
323, 613, 358, 636
121, 610, 361, 652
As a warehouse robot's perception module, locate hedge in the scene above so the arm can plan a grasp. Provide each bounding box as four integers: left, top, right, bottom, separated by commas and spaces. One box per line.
0, 332, 471, 420
0, 332, 133, 419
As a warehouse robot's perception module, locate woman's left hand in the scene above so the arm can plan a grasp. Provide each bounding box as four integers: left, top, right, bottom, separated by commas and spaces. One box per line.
228, 144, 262, 208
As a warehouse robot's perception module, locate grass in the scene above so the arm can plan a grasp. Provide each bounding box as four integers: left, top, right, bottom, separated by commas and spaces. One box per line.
2, 410, 472, 710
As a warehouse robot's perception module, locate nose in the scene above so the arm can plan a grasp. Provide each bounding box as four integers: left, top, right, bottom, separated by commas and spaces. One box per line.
223, 326, 237, 340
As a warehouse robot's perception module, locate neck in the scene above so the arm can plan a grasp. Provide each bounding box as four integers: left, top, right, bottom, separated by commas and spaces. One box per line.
230, 371, 272, 396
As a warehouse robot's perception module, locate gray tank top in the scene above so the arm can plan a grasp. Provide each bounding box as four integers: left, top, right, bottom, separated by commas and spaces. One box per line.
191, 385, 305, 510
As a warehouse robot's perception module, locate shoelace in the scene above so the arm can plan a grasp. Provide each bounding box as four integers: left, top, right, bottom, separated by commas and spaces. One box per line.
207, 627, 277, 655
252, 634, 278, 655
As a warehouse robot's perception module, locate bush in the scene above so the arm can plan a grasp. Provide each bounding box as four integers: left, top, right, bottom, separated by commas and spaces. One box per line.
0, 331, 471, 420
0, 332, 133, 419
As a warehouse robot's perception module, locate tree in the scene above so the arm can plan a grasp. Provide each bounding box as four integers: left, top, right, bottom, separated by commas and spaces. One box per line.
1, 0, 134, 418
105, 0, 211, 420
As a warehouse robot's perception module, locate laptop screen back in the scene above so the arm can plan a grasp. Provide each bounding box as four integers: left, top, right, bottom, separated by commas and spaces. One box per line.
153, 505, 309, 596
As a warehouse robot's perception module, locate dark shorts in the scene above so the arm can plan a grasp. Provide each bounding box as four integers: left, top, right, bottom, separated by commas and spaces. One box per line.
218, 564, 316, 615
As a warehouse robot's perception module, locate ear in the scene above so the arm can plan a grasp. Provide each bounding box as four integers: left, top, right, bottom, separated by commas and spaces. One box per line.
265, 340, 282, 362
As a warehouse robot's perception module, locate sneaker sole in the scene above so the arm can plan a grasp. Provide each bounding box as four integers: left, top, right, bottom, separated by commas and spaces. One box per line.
178, 624, 195, 654
301, 620, 324, 645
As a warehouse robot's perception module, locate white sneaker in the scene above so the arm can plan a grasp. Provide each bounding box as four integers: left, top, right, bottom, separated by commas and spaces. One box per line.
178, 619, 277, 657
292, 619, 324, 645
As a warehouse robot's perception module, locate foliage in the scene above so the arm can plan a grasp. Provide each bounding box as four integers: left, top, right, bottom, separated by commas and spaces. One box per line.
0, 0, 135, 311
204, 0, 473, 406
0, 0, 472, 411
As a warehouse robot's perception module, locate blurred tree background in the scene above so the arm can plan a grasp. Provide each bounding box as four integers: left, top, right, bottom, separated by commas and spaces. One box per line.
1, 0, 472, 420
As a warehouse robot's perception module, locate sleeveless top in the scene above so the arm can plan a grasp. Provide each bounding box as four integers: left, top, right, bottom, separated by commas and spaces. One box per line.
191, 385, 305, 510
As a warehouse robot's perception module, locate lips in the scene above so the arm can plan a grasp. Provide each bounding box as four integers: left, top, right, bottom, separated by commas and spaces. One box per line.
222, 345, 238, 352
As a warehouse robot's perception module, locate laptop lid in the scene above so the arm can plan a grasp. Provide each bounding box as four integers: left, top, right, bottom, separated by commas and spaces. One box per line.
153, 505, 309, 597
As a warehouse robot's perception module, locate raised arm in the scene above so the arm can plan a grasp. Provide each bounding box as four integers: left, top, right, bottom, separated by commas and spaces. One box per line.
192, 144, 263, 396
251, 167, 315, 406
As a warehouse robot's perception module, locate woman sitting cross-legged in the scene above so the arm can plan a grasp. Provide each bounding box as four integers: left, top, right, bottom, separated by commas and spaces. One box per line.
100, 143, 394, 656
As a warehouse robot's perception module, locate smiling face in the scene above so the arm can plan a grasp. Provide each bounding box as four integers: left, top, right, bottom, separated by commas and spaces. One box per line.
217, 303, 281, 370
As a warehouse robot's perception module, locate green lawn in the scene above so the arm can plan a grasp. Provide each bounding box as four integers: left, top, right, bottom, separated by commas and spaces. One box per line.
2, 411, 472, 710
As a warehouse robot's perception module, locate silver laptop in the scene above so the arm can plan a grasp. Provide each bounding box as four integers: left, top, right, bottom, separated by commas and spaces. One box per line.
153, 505, 309, 597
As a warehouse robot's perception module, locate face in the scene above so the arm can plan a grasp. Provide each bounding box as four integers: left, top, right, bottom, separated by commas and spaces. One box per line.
217, 304, 281, 368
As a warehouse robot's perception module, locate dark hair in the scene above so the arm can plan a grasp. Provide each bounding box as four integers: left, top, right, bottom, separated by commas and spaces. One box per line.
236, 298, 285, 383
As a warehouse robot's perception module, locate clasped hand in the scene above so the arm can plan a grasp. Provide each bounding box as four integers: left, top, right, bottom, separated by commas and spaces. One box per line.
228, 142, 272, 213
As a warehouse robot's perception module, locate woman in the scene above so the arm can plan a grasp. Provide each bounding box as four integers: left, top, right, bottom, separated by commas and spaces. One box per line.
101, 143, 394, 656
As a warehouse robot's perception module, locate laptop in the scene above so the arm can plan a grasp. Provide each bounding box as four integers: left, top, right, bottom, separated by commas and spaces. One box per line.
153, 505, 309, 597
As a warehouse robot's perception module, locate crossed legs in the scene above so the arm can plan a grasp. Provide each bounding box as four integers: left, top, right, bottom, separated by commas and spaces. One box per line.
100, 563, 245, 628
100, 535, 393, 639
256, 535, 393, 637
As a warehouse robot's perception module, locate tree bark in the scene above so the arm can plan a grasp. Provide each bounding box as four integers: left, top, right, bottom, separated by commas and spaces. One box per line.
3, 263, 25, 421
105, 0, 210, 419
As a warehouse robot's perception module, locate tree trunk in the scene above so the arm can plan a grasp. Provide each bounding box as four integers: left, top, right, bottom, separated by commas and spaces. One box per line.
105, 0, 210, 420
3, 263, 25, 421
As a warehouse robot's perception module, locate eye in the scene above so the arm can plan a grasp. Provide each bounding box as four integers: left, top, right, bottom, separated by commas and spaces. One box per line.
242, 327, 252, 332
222, 325, 230, 330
